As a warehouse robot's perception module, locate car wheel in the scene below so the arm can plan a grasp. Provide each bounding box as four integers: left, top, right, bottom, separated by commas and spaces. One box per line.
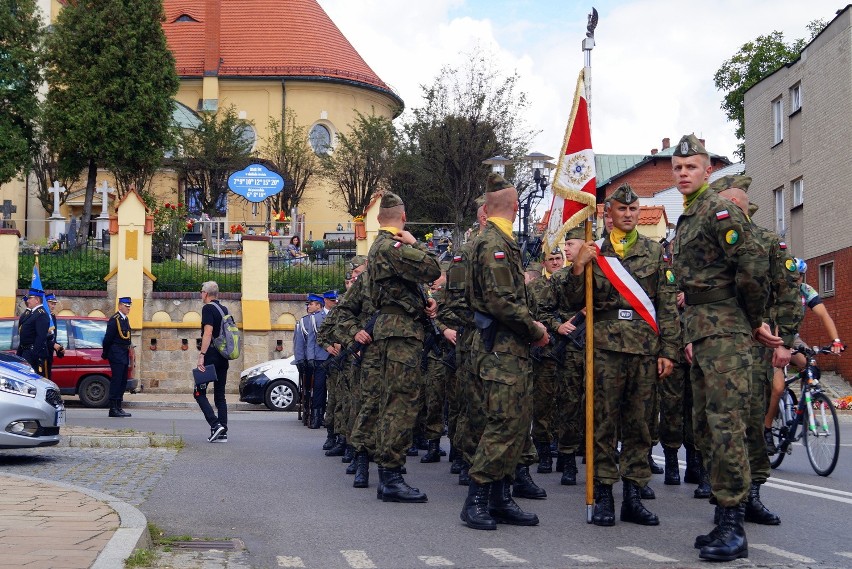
265, 379, 298, 412
78, 375, 110, 408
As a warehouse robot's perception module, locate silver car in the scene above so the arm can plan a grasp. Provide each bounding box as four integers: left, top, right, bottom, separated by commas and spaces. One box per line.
0, 357, 65, 449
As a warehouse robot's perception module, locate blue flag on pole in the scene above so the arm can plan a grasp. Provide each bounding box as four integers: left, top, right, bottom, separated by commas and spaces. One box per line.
31, 261, 51, 319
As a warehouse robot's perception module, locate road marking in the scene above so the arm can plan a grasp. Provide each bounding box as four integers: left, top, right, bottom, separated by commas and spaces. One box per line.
750, 544, 815, 563
563, 553, 603, 562
617, 546, 677, 562
836, 552, 852, 559
764, 480, 852, 505
418, 556, 454, 566
767, 476, 852, 498
481, 548, 528, 563
342, 550, 377, 568
277, 557, 304, 568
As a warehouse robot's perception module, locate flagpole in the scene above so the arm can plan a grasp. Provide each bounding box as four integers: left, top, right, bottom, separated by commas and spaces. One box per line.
582, 6, 598, 525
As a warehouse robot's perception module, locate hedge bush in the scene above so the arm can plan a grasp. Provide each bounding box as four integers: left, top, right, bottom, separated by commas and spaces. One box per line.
19, 249, 110, 291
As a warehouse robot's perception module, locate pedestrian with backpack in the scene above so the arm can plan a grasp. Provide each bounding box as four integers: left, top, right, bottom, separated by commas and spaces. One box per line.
196, 281, 235, 442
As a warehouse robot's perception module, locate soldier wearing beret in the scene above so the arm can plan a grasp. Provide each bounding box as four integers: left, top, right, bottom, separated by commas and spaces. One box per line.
17, 289, 51, 378
353, 191, 441, 502
102, 296, 133, 418
567, 184, 680, 528
671, 134, 781, 561
712, 175, 801, 527
460, 173, 549, 531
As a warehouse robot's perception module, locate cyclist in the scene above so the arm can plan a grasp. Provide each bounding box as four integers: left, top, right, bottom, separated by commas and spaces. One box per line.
764, 259, 843, 454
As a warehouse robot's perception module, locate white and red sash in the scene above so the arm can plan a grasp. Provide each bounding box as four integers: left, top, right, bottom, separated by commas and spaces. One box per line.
594, 239, 659, 335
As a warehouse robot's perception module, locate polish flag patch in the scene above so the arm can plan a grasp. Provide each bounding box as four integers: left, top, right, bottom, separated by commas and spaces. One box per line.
494, 251, 506, 260
453, 255, 463, 262
716, 210, 730, 221
393, 241, 403, 248
779, 242, 787, 250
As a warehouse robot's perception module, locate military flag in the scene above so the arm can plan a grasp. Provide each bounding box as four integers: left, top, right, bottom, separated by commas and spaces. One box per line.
543, 70, 597, 254
31, 254, 51, 319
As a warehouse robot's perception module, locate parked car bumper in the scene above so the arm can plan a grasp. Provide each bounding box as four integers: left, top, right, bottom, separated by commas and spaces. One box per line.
0, 386, 64, 449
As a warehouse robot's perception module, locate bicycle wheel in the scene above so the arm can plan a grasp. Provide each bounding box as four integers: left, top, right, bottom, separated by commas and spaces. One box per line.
770, 389, 797, 469
803, 391, 840, 476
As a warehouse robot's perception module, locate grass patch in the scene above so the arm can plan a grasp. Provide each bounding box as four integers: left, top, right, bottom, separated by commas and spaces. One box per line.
124, 547, 157, 568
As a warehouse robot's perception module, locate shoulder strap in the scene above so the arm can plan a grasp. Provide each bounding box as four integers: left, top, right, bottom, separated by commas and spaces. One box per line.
593, 239, 659, 334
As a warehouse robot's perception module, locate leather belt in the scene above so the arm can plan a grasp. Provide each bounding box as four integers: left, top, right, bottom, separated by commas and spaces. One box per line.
597, 309, 637, 321
685, 285, 736, 306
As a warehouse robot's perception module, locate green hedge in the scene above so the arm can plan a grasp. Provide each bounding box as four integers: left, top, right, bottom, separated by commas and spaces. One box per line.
19, 249, 110, 291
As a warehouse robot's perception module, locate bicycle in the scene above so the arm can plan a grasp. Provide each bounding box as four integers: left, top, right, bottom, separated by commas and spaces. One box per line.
769, 344, 845, 476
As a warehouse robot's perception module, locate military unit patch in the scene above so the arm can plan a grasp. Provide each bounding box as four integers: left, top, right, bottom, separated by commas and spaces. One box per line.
716, 210, 730, 220
494, 251, 505, 260
725, 229, 739, 245
785, 258, 797, 272
666, 270, 675, 284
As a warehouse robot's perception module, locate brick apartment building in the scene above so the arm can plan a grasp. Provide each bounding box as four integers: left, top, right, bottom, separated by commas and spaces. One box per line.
744, 5, 852, 382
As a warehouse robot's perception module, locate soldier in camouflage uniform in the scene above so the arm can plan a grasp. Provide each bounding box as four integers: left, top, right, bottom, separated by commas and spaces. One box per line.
317, 291, 345, 452
713, 176, 801, 527
460, 173, 550, 531
359, 191, 441, 502
567, 184, 680, 527
671, 134, 781, 562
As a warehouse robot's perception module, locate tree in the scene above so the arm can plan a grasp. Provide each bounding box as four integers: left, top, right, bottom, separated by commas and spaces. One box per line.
322, 110, 397, 218
0, 0, 41, 187
30, 122, 84, 215
173, 105, 255, 217
714, 20, 825, 159
259, 111, 321, 216
42, 0, 179, 243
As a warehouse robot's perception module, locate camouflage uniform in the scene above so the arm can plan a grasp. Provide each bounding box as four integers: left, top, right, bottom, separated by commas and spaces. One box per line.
423, 288, 453, 443
317, 304, 343, 432
528, 276, 560, 458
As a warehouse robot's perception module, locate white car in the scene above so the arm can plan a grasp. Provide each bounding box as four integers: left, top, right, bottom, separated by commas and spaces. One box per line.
239, 356, 301, 411
0, 358, 65, 449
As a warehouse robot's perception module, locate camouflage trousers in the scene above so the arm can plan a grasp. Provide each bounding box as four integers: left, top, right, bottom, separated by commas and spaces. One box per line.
342, 360, 363, 439
691, 333, 752, 507
452, 331, 476, 463
531, 356, 559, 444
593, 349, 656, 487
324, 366, 343, 433
445, 341, 462, 450
556, 349, 585, 454
375, 337, 425, 469
468, 349, 534, 485
747, 343, 773, 483
423, 356, 452, 441
657, 360, 692, 449
349, 343, 382, 458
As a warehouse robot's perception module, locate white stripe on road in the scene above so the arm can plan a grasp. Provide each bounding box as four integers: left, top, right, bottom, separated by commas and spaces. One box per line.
481, 548, 528, 563
836, 552, 852, 558
276, 557, 304, 568
563, 553, 603, 562
418, 556, 454, 566
341, 550, 377, 569
767, 476, 852, 498
617, 546, 678, 562
750, 544, 815, 563
764, 481, 852, 505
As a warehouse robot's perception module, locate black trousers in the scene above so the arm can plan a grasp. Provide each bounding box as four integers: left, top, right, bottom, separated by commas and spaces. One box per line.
194, 361, 229, 428
108, 359, 129, 401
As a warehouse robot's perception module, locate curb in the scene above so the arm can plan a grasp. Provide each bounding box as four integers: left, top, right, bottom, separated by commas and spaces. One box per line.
60, 433, 183, 448
1, 472, 151, 569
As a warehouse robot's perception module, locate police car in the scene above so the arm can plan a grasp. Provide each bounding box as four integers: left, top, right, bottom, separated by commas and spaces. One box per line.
0, 355, 64, 449
239, 356, 300, 411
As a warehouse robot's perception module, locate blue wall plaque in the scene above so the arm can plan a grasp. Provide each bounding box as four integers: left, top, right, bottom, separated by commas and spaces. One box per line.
227, 164, 285, 202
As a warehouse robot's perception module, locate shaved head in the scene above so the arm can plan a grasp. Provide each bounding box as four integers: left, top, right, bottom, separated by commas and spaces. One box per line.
719, 187, 749, 214
377, 204, 405, 226
485, 187, 518, 219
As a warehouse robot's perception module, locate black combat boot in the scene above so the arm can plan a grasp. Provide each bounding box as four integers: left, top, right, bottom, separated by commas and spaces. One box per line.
683, 443, 700, 484
489, 476, 539, 526
345, 457, 357, 475
381, 468, 427, 503
699, 504, 748, 561
322, 426, 336, 451
555, 452, 566, 473
535, 440, 553, 474
744, 482, 781, 525
342, 444, 354, 464
560, 452, 577, 486
415, 433, 429, 451
591, 483, 615, 527
420, 439, 441, 463
694, 505, 725, 548
108, 400, 130, 418
450, 452, 465, 475
353, 451, 369, 489
458, 462, 471, 486
376, 466, 386, 499
406, 441, 419, 457
694, 453, 711, 499
461, 481, 496, 530
325, 435, 346, 457
512, 464, 547, 499
663, 446, 681, 485
620, 480, 659, 525
640, 484, 655, 500
648, 449, 663, 474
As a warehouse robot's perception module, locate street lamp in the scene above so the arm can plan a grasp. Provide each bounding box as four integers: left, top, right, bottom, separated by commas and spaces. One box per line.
482, 155, 513, 176
519, 152, 554, 243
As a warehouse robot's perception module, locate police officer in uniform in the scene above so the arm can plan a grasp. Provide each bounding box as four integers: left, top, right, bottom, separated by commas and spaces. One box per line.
18, 289, 51, 377
102, 297, 133, 418
45, 293, 65, 380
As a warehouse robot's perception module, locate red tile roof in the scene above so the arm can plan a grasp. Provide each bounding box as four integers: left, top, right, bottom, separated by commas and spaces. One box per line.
162, 0, 402, 107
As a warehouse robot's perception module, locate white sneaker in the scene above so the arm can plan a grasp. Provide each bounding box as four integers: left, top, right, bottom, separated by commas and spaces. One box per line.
208, 424, 226, 443
212, 433, 228, 443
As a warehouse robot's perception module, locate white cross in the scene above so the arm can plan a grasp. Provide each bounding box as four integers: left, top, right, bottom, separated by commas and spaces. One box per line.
98, 181, 112, 216
49, 181, 66, 216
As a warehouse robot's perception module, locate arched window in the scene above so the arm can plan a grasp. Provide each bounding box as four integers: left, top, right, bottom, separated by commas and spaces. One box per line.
309, 123, 332, 155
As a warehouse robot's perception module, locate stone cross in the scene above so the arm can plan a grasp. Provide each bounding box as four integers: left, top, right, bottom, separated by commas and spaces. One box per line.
1, 200, 16, 228
67, 217, 78, 249
97, 181, 112, 217
49, 181, 66, 218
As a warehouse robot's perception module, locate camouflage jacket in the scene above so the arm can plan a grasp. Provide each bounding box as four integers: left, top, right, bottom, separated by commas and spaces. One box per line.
753, 225, 801, 347
561, 234, 680, 359
539, 266, 585, 353
333, 273, 377, 349
317, 305, 342, 348
438, 242, 473, 332
673, 188, 769, 343
465, 221, 543, 357
368, 230, 441, 341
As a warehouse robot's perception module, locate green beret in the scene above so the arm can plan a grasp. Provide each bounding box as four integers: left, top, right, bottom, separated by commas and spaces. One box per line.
525, 261, 543, 274
708, 175, 752, 193
748, 202, 759, 216
485, 172, 514, 193
349, 255, 366, 268
672, 134, 708, 157
565, 225, 585, 241
380, 191, 404, 208
609, 183, 639, 205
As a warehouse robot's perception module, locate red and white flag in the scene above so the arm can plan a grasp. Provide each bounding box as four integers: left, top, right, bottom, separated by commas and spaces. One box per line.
543, 70, 597, 254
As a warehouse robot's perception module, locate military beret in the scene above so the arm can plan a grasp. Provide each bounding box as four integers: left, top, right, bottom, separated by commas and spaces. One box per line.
28, 288, 44, 297
306, 293, 324, 304
564, 225, 585, 241
672, 134, 708, 157
380, 191, 404, 209
547, 246, 563, 256
485, 172, 514, 193
609, 183, 639, 205
349, 255, 366, 268
525, 261, 543, 274
708, 175, 752, 193
323, 290, 338, 300
748, 202, 759, 216
118, 296, 132, 306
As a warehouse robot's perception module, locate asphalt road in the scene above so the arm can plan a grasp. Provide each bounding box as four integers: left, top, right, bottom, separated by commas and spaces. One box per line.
66, 408, 852, 569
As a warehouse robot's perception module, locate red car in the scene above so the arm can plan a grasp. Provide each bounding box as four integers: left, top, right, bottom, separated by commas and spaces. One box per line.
0, 316, 138, 408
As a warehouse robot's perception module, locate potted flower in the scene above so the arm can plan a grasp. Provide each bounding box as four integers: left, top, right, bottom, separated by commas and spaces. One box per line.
353, 214, 366, 240
230, 223, 246, 240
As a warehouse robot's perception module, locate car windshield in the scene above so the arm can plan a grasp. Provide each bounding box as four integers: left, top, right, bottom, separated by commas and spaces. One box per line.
70, 319, 106, 349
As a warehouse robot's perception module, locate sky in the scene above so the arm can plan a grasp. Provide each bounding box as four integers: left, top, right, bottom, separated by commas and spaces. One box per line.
317, 0, 843, 162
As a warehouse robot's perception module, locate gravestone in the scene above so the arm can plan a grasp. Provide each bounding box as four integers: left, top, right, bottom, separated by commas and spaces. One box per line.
67, 217, 78, 249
